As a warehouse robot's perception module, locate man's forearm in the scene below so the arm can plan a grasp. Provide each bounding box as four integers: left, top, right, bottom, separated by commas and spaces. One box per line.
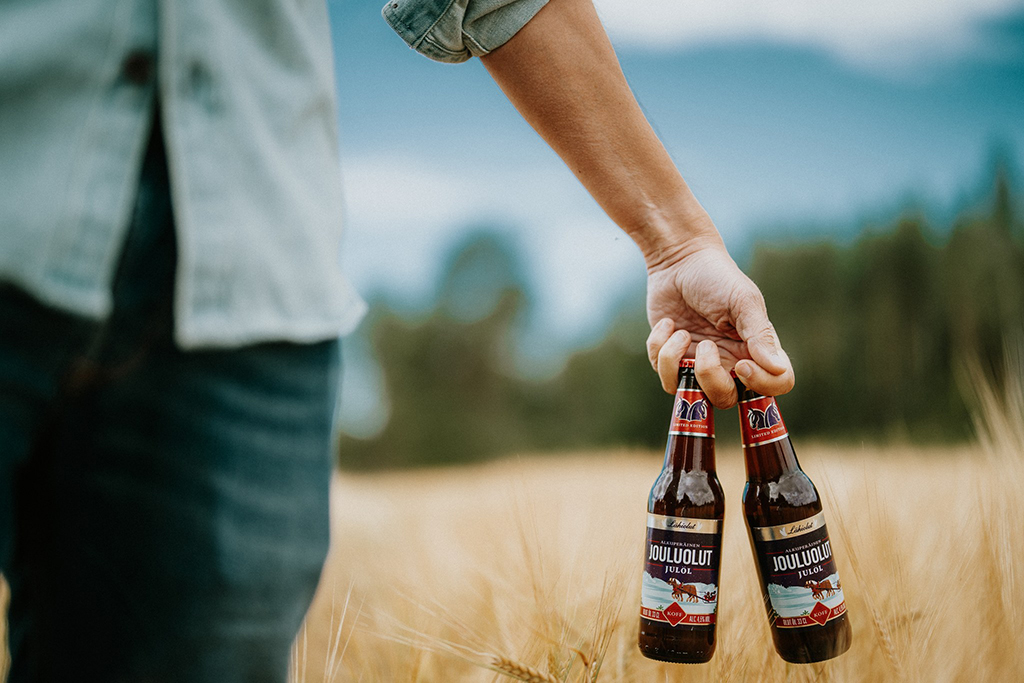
480, 0, 794, 401
480, 0, 721, 269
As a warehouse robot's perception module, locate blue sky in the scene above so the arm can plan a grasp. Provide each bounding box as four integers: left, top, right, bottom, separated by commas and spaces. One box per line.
327, 0, 1024, 433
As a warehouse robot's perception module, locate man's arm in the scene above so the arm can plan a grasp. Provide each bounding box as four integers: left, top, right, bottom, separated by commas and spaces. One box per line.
480, 0, 793, 408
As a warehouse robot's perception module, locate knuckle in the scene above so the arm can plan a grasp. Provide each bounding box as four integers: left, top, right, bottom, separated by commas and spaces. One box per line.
734, 288, 766, 313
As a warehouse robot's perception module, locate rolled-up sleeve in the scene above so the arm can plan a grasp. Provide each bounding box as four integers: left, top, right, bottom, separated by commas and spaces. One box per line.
382, 0, 550, 63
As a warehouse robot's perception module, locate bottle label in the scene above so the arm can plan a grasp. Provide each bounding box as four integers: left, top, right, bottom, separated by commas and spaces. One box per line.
749, 512, 847, 628
670, 389, 714, 438
641, 514, 721, 627
738, 395, 787, 447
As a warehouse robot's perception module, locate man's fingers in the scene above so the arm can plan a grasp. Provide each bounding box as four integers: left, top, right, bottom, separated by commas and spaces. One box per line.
746, 325, 789, 376
734, 356, 795, 397
694, 339, 738, 409
656, 329, 691, 393
646, 318, 674, 372
733, 292, 788, 376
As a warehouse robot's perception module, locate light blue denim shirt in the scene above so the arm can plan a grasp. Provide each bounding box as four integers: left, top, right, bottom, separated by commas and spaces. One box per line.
0, 0, 545, 349
383, 0, 549, 63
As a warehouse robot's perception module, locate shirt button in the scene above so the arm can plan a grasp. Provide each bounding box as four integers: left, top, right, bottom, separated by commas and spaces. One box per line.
121, 50, 154, 85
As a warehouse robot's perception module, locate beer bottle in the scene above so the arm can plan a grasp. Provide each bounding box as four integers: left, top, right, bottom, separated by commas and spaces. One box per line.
639, 359, 724, 663
737, 380, 852, 663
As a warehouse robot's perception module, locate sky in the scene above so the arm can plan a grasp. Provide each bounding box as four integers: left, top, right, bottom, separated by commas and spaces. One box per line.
326, 0, 1024, 433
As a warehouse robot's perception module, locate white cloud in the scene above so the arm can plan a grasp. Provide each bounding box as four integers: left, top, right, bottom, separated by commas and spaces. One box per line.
593, 0, 1021, 66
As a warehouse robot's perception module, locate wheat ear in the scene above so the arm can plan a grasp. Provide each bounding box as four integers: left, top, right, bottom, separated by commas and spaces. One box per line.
490, 656, 561, 683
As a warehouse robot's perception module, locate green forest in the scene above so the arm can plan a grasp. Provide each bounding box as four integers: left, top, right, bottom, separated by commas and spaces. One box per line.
339, 165, 1023, 469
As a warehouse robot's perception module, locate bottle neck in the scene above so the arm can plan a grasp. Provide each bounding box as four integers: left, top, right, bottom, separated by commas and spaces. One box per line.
663, 433, 717, 473
742, 437, 799, 480
735, 380, 801, 480
663, 359, 716, 473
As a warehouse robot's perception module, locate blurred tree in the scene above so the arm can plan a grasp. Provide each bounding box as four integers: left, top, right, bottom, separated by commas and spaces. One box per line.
846, 217, 946, 436
940, 167, 1024, 392
436, 230, 528, 324
750, 242, 847, 432
339, 230, 534, 468
542, 306, 667, 450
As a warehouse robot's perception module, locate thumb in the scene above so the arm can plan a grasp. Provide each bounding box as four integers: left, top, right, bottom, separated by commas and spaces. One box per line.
733, 292, 787, 375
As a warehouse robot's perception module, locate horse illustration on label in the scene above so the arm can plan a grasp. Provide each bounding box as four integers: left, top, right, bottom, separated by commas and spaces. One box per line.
675, 397, 707, 422
667, 578, 718, 604
667, 578, 699, 603
747, 402, 781, 430
805, 579, 841, 601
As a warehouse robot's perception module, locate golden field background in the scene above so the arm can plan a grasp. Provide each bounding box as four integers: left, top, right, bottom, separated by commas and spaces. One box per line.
294, 386, 1024, 682
1, 383, 1021, 682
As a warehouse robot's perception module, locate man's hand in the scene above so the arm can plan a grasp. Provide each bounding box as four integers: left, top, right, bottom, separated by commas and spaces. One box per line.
644, 235, 794, 408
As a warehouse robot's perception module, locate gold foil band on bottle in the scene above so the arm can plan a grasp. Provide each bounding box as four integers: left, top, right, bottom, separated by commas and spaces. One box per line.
749, 511, 827, 541
647, 513, 722, 535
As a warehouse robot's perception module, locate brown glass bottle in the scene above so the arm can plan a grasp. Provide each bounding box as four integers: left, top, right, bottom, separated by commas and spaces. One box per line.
737, 380, 852, 663
638, 360, 725, 664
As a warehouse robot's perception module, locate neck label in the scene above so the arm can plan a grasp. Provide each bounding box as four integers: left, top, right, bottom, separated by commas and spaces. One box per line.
670, 389, 714, 438
738, 395, 788, 447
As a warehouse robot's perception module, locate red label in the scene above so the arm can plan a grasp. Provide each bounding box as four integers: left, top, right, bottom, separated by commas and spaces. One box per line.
670, 389, 713, 437
738, 396, 787, 446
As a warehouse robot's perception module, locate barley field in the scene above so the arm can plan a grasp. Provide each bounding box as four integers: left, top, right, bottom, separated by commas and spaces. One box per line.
296, 385, 1024, 682
1, 386, 1020, 682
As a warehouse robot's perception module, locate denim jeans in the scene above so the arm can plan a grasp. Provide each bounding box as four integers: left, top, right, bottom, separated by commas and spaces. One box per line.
0, 120, 340, 681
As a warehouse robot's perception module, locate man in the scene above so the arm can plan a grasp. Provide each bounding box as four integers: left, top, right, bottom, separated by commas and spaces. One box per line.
0, 0, 793, 679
